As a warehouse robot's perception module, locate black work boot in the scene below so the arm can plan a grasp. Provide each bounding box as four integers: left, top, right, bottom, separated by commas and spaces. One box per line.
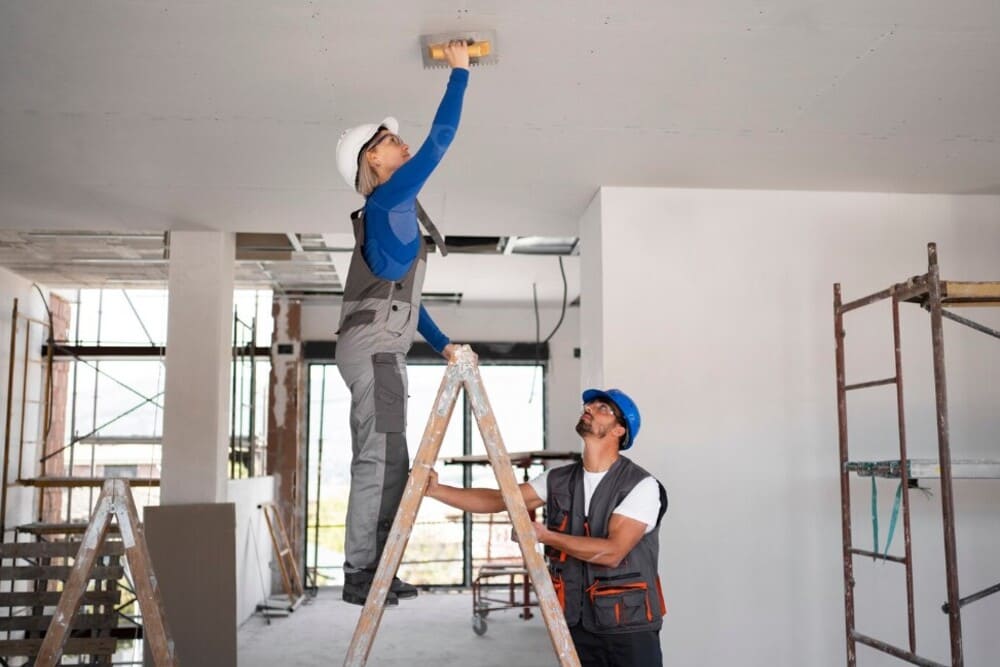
342, 570, 398, 606
390, 576, 419, 600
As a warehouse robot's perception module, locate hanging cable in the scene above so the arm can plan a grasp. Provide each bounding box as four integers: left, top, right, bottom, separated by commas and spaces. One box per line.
529, 256, 570, 402
542, 256, 568, 344
529, 283, 541, 402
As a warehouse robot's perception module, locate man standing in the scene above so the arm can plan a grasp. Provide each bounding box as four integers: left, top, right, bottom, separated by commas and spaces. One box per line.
427, 388, 668, 667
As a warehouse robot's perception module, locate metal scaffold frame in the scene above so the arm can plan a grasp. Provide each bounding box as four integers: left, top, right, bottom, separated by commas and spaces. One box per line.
834, 242, 1000, 667
2, 288, 270, 664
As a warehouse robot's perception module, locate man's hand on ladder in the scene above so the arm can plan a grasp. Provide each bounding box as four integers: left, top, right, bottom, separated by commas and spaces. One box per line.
511, 522, 544, 543
425, 469, 441, 497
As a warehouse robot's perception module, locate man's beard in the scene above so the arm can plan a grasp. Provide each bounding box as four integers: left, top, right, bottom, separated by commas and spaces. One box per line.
575, 417, 607, 439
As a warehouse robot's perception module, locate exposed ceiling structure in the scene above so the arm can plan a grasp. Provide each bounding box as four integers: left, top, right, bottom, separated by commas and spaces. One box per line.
1, 1, 998, 303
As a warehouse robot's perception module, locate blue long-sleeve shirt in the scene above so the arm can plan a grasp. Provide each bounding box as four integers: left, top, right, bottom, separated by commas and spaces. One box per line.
362, 68, 469, 353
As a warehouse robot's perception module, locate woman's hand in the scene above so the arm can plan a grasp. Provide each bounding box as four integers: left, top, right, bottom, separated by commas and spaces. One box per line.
443, 40, 470, 70
443, 343, 478, 363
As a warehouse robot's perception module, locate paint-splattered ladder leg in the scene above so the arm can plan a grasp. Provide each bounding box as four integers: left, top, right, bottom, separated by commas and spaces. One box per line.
343, 360, 465, 666
464, 360, 581, 667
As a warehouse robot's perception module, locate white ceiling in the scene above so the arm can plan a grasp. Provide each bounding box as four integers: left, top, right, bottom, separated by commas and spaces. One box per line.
1, 1, 998, 302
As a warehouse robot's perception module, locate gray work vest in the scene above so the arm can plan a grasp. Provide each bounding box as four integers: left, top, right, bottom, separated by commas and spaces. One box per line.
546, 457, 668, 635
336, 208, 430, 356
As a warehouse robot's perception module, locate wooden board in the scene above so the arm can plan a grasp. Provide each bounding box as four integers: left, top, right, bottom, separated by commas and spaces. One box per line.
0, 541, 124, 558
145, 502, 237, 667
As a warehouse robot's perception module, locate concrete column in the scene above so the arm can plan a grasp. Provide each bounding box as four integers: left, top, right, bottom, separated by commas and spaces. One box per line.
160, 231, 235, 504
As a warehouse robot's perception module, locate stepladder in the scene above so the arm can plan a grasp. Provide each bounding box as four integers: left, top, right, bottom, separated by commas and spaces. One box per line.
260, 501, 306, 610
344, 345, 581, 667
35, 479, 178, 667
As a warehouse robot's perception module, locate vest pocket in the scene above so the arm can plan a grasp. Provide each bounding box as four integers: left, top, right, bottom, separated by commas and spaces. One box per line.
385, 300, 412, 336
588, 580, 653, 629
656, 576, 668, 617
544, 509, 571, 563
338, 309, 375, 334
551, 575, 566, 611
372, 353, 405, 433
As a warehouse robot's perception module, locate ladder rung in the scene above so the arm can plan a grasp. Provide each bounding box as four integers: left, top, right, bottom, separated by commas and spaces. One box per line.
850, 548, 906, 564
942, 581, 1000, 614
17, 476, 161, 488
845, 377, 897, 391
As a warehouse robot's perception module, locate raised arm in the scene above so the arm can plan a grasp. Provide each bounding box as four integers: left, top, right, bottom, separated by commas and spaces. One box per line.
369, 45, 470, 209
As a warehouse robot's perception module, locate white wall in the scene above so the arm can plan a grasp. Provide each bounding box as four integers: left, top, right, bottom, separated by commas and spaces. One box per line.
0, 267, 52, 537
228, 475, 276, 624
301, 302, 583, 453
583, 187, 1000, 666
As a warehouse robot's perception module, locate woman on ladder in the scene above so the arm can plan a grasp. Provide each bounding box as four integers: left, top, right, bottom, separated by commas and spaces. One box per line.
333, 40, 471, 606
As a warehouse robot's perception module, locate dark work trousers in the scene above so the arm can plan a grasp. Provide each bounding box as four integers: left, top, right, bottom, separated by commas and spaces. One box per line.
336, 350, 409, 572
569, 625, 663, 667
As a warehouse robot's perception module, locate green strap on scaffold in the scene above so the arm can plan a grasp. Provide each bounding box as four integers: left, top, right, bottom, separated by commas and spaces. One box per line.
870, 475, 879, 557
869, 473, 903, 560
883, 481, 903, 559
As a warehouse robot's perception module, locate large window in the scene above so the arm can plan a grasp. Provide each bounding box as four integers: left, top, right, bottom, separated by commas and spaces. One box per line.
50, 288, 273, 524
305, 361, 547, 586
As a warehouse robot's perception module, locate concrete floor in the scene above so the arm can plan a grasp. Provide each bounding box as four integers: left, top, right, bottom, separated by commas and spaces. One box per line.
237, 588, 559, 666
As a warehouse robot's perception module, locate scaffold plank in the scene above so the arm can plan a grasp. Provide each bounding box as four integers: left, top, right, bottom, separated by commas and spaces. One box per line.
846, 459, 1000, 479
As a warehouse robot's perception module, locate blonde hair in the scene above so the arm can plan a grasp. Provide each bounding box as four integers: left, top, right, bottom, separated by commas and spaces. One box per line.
356, 153, 381, 197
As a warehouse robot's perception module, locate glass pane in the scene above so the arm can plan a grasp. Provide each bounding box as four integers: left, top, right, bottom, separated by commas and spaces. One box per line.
305, 364, 352, 587
470, 365, 546, 566
73, 289, 169, 345
401, 363, 463, 585
305, 362, 467, 587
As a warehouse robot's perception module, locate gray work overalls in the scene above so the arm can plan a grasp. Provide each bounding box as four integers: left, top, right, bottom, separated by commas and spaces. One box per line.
335, 204, 444, 573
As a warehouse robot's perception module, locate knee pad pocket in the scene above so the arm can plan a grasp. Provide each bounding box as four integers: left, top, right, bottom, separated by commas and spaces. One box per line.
372, 352, 406, 433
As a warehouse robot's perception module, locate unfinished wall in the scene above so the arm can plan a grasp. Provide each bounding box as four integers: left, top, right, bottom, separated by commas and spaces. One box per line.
582, 187, 1000, 666
0, 267, 52, 537
266, 297, 306, 583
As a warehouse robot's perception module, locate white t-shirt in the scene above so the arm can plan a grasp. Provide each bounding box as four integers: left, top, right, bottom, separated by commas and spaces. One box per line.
528, 467, 661, 535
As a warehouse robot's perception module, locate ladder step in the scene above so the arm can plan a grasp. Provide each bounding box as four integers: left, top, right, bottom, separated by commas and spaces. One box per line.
845, 377, 897, 391
17, 521, 122, 536
0, 590, 120, 607
0, 541, 125, 559
17, 476, 160, 488
0, 564, 124, 581
0, 614, 136, 632
850, 548, 906, 564
0, 638, 118, 658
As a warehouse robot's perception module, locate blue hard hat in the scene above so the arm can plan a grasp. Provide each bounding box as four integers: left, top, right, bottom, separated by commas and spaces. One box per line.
581, 388, 641, 450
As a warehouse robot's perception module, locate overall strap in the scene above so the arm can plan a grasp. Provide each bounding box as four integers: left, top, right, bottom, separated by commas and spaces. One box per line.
415, 199, 448, 256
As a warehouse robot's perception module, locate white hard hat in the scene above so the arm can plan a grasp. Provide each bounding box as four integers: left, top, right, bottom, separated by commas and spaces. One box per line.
335, 116, 399, 191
